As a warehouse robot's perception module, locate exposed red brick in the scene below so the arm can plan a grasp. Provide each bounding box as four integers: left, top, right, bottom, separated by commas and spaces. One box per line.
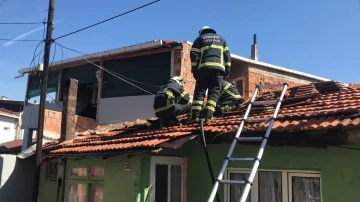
180, 43, 195, 96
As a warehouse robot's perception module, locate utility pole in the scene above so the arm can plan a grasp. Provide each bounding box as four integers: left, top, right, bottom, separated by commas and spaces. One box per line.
31, 0, 55, 201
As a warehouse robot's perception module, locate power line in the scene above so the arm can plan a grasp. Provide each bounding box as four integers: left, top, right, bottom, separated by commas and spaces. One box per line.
0, 39, 43, 41
54, 0, 160, 40
55, 42, 156, 95
0, 0, 7, 8
0, 22, 44, 25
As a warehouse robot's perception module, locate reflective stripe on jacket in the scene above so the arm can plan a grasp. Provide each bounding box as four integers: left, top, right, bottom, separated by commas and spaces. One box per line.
190, 33, 231, 74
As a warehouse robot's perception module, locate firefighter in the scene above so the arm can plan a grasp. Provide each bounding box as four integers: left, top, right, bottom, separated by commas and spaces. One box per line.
153, 76, 191, 126
213, 80, 244, 116
188, 26, 232, 123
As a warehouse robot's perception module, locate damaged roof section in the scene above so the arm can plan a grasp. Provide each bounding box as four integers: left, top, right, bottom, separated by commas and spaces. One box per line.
43, 81, 360, 158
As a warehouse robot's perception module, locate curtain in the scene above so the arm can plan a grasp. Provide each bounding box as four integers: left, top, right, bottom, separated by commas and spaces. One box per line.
66, 183, 86, 202
258, 172, 282, 202
170, 165, 182, 202
230, 173, 251, 202
292, 177, 321, 202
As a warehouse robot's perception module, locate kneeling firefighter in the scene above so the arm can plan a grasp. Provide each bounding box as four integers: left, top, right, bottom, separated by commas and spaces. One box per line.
153, 76, 191, 126
213, 80, 244, 116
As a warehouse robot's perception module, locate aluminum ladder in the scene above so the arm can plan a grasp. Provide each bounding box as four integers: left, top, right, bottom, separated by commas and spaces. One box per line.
207, 83, 288, 202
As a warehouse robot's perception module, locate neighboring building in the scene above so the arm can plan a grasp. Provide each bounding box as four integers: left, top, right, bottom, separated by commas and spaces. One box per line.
18, 38, 330, 142
0, 97, 27, 143
36, 81, 360, 202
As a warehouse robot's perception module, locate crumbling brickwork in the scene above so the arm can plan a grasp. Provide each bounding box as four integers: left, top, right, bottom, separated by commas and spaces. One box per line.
180, 43, 196, 96
44, 109, 96, 139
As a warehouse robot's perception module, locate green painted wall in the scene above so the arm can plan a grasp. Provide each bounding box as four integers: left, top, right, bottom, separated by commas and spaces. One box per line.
38, 155, 152, 202
157, 142, 360, 202
38, 142, 360, 202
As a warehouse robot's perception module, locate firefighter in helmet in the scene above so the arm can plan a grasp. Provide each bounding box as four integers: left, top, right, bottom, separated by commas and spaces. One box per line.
153, 76, 191, 126
188, 26, 232, 123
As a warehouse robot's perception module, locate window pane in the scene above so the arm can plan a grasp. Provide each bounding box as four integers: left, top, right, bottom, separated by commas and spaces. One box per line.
155, 164, 168, 202
230, 173, 251, 202
70, 168, 87, 177
258, 171, 282, 202
292, 177, 321, 202
90, 166, 104, 178
93, 186, 104, 202
66, 183, 86, 202
170, 165, 182, 202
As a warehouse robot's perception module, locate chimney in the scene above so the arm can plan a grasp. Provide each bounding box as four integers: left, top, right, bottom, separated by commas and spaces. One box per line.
251, 34, 259, 61
1, 96, 8, 100
60, 78, 78, 141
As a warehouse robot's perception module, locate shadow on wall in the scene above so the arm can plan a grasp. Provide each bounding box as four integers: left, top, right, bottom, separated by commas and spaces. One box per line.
0, 155, 36, 202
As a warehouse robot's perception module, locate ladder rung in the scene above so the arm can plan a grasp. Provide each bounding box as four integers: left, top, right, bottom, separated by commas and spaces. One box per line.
237, 137, 263, 141
219, 180, 246, 185
246, 117, 271, 123
252, 99, 278, 106
257, 84, 284, 89
228, 157, 255, 161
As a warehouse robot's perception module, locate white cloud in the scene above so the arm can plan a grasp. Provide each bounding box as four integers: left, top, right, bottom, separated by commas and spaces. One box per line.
3, 19, 64, 47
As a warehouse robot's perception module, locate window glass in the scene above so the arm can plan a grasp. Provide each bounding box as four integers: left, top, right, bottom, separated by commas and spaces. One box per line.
155, 164, 168, 202
258, 171, 282, 202
70, 168, 88, 177
229, 173, 251, 202
170, 165, 182, 202
66, 183, 87, 202
90, 166, 104, 179
292, 177, 321, 202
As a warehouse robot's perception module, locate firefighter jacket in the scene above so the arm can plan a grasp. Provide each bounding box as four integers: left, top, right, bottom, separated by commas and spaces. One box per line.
153, 80, 190, 113
190, 33, 231, 76
217, 81, 241, 104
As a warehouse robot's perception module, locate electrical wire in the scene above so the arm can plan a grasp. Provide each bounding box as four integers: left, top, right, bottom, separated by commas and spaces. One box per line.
0, 39, 42, 41
55, 42, 157, 95
53, 0, 160, 41
0, 0, 7, 8
0, 22, 44, 25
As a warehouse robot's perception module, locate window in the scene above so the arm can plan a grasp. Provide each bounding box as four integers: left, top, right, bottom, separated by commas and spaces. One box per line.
232, 77, 244, 96
66, 165, 104, 202
150, 156, 184, 202
225, 169, 322, 202
46, 161, 59, 180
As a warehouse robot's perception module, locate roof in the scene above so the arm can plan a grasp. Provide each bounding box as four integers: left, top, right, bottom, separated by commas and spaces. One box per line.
17, 39, 329, 82
0, 139, 36, 154
44, 81, 360, 158
0, 108, 19, 118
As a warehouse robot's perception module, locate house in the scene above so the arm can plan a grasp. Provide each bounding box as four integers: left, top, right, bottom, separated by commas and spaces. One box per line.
0, 96, 27, 143
35, 80, 360, 202
18, 37, 330, 145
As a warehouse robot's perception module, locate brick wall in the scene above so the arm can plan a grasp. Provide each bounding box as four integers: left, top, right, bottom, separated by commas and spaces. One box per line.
180, 43, 196, 96
43, 109, 96, 139
246, 64, 322, 98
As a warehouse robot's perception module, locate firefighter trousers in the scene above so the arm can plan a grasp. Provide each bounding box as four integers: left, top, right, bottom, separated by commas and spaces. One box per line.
214, 99, 243, 116
155, 102, 191, 120
191, 68, 224, 119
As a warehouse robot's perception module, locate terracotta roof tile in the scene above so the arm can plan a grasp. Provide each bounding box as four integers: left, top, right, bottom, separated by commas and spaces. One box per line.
45, 81, 360, 156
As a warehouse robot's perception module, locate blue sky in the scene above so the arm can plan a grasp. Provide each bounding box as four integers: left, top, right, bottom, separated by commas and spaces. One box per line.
0, 0, 359, 101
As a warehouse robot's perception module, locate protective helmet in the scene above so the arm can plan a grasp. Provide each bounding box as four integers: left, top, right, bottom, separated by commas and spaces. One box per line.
171, 76, 185, 86
199, 26, 216, 35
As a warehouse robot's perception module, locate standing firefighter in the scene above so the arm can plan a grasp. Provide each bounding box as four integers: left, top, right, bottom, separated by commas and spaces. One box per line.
214, 80, 244, 116
153, 76, 191, 126
188, 26, 232, 123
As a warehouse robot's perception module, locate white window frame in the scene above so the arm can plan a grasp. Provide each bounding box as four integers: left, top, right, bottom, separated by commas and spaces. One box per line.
149, 156, 184, 202
225, 168, 322, 202
232, 77, 245, 96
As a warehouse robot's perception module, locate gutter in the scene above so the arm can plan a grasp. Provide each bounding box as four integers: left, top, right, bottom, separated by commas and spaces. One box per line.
184, 41, 330, 82
0, 112, 19, 119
